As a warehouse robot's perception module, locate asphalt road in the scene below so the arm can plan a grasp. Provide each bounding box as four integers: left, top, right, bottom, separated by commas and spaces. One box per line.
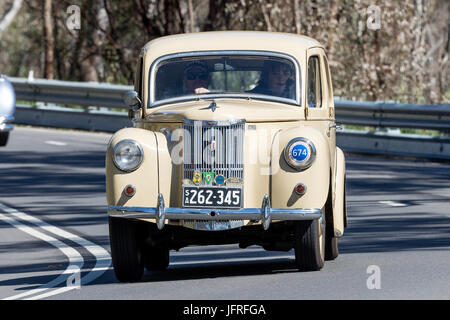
0, 126, 449, 300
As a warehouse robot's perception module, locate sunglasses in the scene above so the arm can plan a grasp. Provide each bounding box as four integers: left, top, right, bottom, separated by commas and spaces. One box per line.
270, 67, 292, 76
186, 72, 209, 81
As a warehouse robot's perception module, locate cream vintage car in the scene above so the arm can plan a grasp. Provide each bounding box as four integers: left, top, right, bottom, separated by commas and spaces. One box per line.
106, 31, 347, 282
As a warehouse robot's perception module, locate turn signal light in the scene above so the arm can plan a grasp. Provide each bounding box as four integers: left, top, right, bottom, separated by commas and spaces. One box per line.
294, 183, 306, 196
124, 184, 136, 197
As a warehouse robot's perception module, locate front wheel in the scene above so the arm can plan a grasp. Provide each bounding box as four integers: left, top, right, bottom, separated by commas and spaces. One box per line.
144, 245, 170, 271
0, 132, 9, 147
325, 236, 339, 261
109, 217, 144, 282
293, 215, 325, 271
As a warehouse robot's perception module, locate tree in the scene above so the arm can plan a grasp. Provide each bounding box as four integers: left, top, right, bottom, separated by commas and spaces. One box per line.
43, 0, 54, 79
0, 0, 23, 40
0, 0, 447, 103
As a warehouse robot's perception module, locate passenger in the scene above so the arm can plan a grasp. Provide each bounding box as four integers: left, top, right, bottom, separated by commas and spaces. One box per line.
183, 61, 211, 94
248, 60, 294, 99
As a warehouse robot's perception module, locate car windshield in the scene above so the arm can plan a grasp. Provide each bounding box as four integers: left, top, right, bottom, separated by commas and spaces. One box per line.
152, 54, 298, 105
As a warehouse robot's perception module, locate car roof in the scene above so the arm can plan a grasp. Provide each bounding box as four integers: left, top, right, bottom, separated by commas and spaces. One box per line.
141, 31, 324, 60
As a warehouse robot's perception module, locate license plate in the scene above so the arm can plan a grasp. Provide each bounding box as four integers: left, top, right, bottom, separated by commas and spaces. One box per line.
182, 186, 243, 208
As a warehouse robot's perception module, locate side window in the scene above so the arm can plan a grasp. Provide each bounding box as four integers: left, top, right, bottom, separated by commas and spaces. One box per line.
307, 56, 322, 108
134, 57, 143, 97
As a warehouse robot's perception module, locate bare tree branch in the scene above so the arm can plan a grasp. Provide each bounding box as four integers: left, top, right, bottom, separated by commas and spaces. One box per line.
0, 0, 23, 39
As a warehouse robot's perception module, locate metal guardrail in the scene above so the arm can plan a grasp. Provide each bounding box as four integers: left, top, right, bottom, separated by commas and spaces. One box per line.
335, 100, 450, 131
10, 77, 131, 109
7, 77, 450, 159
10, 77, 450, 131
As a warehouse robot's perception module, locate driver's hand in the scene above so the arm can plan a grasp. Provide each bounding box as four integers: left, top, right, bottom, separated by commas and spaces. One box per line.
195, 87, 210, 94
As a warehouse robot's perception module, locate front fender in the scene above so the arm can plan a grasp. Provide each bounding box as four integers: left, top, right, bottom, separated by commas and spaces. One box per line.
271, 126, 331, 210
106, 127, 163, 208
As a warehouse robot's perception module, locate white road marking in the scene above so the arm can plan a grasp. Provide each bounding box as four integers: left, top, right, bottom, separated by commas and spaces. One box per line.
0, 208, 83, 300
0, 204, 111, 300
378, 200, 408, 207
45, 140, 67, 146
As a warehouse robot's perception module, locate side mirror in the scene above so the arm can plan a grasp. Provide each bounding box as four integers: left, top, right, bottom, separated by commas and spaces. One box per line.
123, 90, 142, 111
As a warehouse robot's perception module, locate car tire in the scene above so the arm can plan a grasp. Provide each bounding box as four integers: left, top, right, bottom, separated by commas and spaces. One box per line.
109, 217, 144, 282
325, 236, 339, 261
324, 202, 339, 261
293, 215, 325, 271
144, 245, 170, 271
0, 132, 9, 147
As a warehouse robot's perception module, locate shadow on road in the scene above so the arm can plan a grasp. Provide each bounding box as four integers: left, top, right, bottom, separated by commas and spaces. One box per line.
340, 154, 450, 254
340, 210, 450, 253
142, 259, 299, 283
0, 150, 109, 229
0, 150, 106, 198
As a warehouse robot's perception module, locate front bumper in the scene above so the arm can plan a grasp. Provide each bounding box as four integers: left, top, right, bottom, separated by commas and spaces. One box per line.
108, 194, 322, 231
0, 115, 14, 132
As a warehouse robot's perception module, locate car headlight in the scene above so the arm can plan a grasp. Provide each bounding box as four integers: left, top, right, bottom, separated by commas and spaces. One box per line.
113, 139, 143, 172
284, 137, 316, 170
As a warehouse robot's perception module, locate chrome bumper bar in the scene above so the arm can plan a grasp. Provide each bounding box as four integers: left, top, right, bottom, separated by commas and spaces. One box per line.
108, 194, 322, 231
0, 115, 14, 132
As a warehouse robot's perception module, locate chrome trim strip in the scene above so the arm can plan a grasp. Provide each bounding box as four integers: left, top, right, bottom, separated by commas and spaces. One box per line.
150, 94, 299, 109
108, 206, 322, 220
148, 50, 301, 107
183, 119, 246, 126
156, 193, 165, 230
183, 220, 245, 231
108, 194, 322, 230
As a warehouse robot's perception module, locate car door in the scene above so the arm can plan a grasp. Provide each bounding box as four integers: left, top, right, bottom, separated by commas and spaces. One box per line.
305, 47, 336, 186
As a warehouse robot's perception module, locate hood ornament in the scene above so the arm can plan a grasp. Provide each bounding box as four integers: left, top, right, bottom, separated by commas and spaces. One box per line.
199, 100, 218, 112
209, 101, 217, 112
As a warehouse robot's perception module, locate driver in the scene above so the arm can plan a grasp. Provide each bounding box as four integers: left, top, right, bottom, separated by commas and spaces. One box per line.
183, 61, 211, 94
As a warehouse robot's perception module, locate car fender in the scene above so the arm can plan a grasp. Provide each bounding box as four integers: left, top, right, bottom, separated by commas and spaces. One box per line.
106, 127, 162, 208
271, 126, 331, 210
333, 146, 346, 237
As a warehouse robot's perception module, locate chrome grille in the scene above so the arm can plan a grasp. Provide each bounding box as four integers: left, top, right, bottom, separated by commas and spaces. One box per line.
183, 119, 245, 181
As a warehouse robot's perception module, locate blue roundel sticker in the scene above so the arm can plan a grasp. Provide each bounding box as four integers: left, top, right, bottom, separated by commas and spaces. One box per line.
290, 143, 309, 163
215, 175, 225, 185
